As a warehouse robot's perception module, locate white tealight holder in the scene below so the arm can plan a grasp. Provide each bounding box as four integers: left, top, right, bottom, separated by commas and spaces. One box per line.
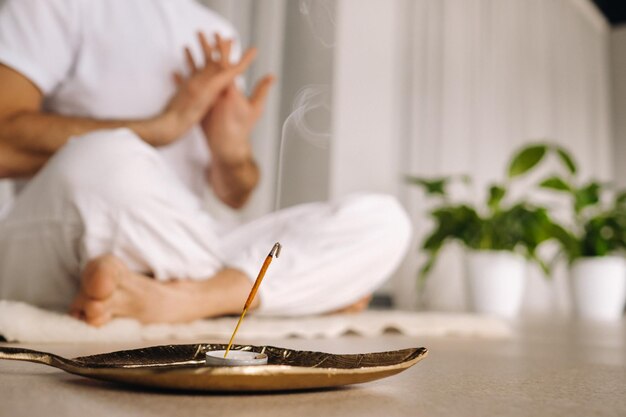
205, 350, 268, 366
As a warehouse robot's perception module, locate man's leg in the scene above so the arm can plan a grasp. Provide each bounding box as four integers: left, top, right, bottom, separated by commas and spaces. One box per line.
220, 193, 413, 316
70, 192, 411, 323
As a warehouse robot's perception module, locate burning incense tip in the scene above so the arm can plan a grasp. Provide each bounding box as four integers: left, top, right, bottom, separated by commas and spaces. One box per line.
269, 242, 281, 258
223, 242, 282, 359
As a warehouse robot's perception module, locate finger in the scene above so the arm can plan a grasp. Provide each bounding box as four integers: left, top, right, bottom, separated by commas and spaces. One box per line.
221, 39, 233, 67
184, 47, 198, 73
214, 33, 233, 68
205, 48, 257, 96
198, 31, 213, 65
250, 75, 275, 118
214, 33, 224, 66
230, 47, 257, 75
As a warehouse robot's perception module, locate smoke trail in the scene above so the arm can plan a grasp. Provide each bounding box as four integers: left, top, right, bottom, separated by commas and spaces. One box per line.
299, 0, 336, 48
273, 1, 336, 209
274, 85, 331, 210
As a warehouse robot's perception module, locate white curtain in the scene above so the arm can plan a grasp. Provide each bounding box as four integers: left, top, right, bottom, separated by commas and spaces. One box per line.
390, 0, 612, 315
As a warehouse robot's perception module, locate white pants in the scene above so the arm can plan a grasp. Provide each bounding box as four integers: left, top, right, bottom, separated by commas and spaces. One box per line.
0, 129, 412, 316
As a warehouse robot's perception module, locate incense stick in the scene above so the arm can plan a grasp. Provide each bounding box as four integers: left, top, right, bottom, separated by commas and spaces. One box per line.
224, 242, 282, 358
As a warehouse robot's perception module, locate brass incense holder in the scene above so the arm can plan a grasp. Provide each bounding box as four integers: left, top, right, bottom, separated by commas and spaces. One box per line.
0, 344, 428, 392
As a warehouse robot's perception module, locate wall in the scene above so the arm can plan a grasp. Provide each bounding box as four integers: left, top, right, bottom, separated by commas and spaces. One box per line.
275, 0, 335, 208
612, 25, 626, 188
332, 0, 401, 199
0, 180, 11, 209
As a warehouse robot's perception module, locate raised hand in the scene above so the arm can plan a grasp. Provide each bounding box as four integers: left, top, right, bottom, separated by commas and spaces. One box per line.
164, 32, 271, 208
199, 33, 274, 164
154, 35, 258, 146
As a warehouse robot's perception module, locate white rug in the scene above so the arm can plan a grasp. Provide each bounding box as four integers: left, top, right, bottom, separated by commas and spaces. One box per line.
0, 300, 513, 343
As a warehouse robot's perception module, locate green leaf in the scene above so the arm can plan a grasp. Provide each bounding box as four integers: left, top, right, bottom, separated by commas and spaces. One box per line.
417, 205, 483, 287
580, 213, 625, 257
405, 176, 447, 196
422, 229, 448, 251
522, 207, 553, 247
528, 252, 551, 277
426, 205, 482, 248
549, 223, 580, 262
508, 145, 547, 178
554, 146, 577, 175
539, 176, 571, 192
616, 192, 626, 206
574, 182, 601, 214
418, 224, 450, 288
487, 185, 506, 212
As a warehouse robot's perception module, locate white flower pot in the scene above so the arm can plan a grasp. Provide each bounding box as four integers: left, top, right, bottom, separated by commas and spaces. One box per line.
465, 251, 526, 318
570, 257, 626, 321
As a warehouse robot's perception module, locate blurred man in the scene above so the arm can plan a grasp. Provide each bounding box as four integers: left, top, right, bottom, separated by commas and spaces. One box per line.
0, 0, 411, 325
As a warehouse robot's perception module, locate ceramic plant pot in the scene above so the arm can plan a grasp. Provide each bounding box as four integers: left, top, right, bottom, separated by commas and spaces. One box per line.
570, 256, 626, 321
465, 251, 526, 318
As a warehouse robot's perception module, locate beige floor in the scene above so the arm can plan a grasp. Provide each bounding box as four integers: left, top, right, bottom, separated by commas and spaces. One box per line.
0, 318, 625, 417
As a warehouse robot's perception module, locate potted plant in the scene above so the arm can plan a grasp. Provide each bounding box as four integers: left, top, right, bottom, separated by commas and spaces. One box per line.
535, 147, 626, 321
407, 145, 559, 318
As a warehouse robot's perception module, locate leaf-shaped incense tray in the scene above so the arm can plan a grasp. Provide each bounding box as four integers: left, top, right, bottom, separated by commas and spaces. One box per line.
0, 343, 427, 392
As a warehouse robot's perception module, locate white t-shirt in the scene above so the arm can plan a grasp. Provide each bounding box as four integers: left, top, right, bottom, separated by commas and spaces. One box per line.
0, 0, 239, 197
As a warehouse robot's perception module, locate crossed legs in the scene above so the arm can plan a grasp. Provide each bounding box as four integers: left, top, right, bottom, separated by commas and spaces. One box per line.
70, 254, 372, 326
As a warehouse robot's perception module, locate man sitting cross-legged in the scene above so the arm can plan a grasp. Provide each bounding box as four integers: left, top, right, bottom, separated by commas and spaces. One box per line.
0, 0, 411, 325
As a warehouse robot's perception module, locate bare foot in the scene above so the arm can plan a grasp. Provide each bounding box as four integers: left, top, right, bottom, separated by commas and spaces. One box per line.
332, 294, 372, 314
69, 254, 125, 326
69, 254, 254, 326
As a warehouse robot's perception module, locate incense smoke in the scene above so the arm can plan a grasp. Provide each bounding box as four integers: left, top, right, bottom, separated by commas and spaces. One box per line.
275, 85, 332, 209
273, 1, 336, 208
299, 0, 336, 48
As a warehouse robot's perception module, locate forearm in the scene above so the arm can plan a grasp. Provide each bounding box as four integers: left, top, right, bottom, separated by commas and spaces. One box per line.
0, 111, 170, 177
208, 153, 259, 209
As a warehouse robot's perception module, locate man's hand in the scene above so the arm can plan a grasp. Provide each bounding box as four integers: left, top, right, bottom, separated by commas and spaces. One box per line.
177, 33, 274, 209
151, 37, 259, 147
200, 34, 274, 164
